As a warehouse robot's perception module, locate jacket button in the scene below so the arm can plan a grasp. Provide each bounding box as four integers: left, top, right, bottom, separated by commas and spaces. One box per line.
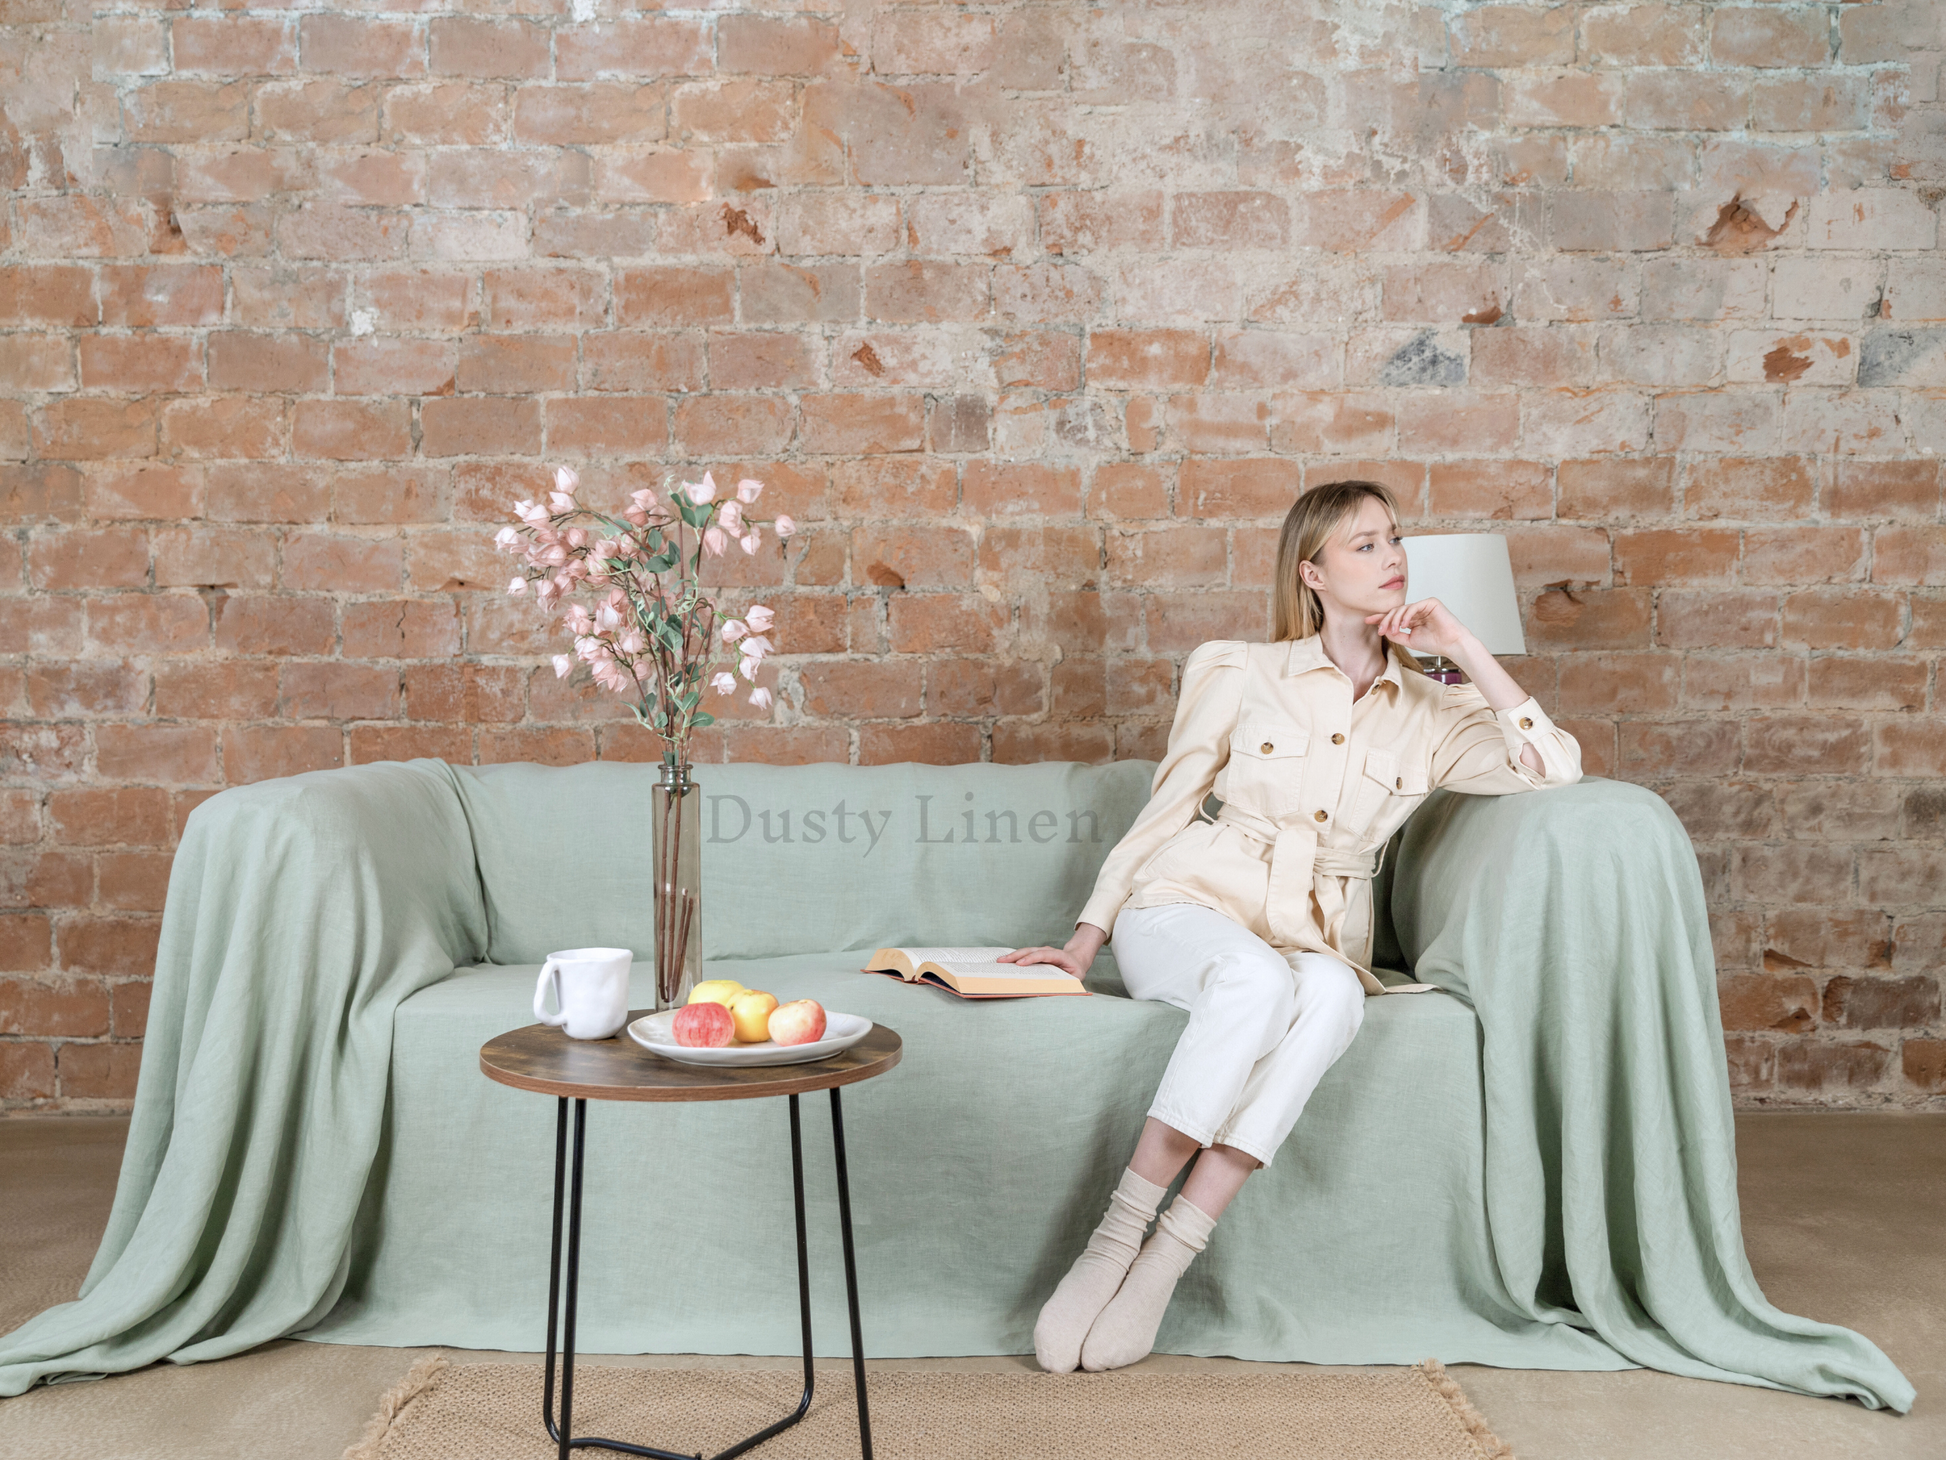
1260, 740, 1274, 753
1331, 733, 1344, 745
1395, 777, 1404, 789
1313, 809, 1328, 822
1519, 717, 1533, 730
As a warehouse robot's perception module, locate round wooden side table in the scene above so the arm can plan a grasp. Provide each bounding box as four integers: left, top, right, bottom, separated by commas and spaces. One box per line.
481, 1015, 903, 1460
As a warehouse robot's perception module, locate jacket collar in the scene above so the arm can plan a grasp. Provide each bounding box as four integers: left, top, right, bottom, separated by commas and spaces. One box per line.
1282, 634, 1406, 696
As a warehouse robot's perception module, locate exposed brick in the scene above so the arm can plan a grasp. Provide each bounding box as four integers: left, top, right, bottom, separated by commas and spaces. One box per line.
429, 17, 548, 79
300, 16, 426, 78
558, 18, 711, 81
161, 398, 287, 461
800, 395, 926, 455
124, 81, 250, 144
27, 528, 150, 592
77, 335, 202, 395
34, 400, 157, 461
420, 397, 543, 457
515, 84, 667, 146
616, 268, 735, 326
1828, 459, 1939, 521
0, 976, 108, 1038
45, 789, 171, 848
86, 595, 208, 657
583, 334, 706, 393
341, 599, 462, 659
25, 662, 149, 719
206, 332, 330, 394
1905, 1040, 1946, 1093
863, 262, 989, 323
208, 596, 333, 657
1087, 330, 1209, 389
1179, 459, 1304, 520
348, 724, 472, 765
1718, 973, 1817, 1033
292, 401, 413, 462
0, 12, 1939, 1113
1776, 1039, 1894, 1095
539, 389, 668, 453
455, 335, 576, 395
57, 1041, 143, 1101
0, 1043, 55, 1100
174, 16, 296, 76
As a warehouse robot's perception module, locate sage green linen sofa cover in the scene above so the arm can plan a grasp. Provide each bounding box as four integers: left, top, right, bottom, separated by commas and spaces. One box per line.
0, 759, 1914, 1414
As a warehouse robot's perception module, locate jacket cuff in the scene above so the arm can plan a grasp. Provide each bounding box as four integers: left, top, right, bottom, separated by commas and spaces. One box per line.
1496, 696, 1566, 781
1076, 889, 1126, 942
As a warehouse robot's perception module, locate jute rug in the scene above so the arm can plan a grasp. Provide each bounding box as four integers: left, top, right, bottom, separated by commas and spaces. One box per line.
343, 1354, 1514, 1460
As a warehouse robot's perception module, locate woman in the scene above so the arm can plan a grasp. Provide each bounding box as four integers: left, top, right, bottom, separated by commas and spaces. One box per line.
1001, 480, 1583, 1374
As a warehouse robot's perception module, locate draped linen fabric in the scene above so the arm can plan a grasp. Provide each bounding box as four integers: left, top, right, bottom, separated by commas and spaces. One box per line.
0, 761, 1913, 1414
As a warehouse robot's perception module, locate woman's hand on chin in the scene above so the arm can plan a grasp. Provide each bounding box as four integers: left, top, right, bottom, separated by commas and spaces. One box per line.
1367, 596, 1471, 660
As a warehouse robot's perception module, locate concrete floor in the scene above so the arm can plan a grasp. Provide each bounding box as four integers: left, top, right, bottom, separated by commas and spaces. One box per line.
0, 1114, 1938, 1459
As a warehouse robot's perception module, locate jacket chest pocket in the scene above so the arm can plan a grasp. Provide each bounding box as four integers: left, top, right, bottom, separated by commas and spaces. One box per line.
1353, 747, 1429, 836
1225, 719, 1310, 815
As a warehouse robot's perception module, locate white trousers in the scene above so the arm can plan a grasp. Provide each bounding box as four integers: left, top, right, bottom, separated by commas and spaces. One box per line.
1110, 901, 1366, 1170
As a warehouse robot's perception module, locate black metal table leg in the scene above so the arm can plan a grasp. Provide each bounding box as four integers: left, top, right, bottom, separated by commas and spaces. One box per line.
830, 1087, 874, 1460
543, 1097, 568, 1442
538, 1091, 865, 1460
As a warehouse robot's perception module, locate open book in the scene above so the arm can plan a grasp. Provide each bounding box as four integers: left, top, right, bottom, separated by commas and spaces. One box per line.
862, 946, 1089, 999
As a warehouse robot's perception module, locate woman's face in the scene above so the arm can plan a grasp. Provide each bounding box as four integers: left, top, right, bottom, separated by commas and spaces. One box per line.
1299, 496, 1408, 622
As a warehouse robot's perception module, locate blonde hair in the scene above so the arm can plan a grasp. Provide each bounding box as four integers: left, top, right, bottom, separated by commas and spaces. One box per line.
1271, 481, 1421, 671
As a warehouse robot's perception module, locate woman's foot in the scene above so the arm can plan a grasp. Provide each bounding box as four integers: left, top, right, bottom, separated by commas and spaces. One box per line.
1078, 1194, 1216, 1371
1032, 1168, 1166, 1373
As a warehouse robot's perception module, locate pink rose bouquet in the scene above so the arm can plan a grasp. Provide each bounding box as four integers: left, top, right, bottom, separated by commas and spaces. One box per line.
496, 466, 795, 761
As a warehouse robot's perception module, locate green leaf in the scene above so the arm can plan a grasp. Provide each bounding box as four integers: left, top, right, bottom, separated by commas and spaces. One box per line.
692, 711, 715, 729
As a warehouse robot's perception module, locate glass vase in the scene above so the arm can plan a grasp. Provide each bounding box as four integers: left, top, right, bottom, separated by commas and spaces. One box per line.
651, 761, 702, 1012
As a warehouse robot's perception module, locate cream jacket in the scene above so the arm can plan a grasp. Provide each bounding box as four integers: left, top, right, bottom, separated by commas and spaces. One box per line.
1078, 636, 1583, 996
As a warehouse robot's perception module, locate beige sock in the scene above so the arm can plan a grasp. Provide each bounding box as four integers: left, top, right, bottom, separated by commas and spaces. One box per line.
1078, 1193, 1217, 1372
1033, 1167, 1167, 1374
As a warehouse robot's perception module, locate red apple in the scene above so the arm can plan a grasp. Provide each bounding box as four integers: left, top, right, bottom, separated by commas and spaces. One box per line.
768, 999, 827, 1047
672, 1001, 735, 1048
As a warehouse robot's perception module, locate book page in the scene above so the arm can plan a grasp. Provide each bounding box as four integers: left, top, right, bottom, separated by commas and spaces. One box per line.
929, 961, 1080, 982
901, 946, 1019, 965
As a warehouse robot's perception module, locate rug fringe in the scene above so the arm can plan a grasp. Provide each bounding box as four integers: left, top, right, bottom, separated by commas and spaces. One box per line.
1419, 1358, 1516, 1460
341, 1352, 451, 1460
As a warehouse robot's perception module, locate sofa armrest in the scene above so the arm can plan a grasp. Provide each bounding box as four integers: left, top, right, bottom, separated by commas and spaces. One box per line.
1378, 776, 1915, 1413
0, 760, 487, 1395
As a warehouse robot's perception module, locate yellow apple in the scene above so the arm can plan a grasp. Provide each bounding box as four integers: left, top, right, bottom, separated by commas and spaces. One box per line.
728, 989, 779, 1043
687, 979, 744, 1007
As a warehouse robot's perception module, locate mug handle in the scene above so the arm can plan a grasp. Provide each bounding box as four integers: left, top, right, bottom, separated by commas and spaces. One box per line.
534, 959, 567, 1028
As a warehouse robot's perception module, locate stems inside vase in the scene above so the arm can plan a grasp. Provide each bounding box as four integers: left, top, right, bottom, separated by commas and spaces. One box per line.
654, 766, 699, 1010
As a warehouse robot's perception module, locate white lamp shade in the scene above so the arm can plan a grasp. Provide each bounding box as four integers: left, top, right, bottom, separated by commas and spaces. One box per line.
1401, 534, 1526, 657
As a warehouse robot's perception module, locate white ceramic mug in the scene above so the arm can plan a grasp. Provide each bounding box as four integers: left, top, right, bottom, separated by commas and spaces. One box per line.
533, 947, 633, 1040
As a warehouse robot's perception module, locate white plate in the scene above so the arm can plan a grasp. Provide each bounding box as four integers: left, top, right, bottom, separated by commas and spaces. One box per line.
628, 1009, 872, 1068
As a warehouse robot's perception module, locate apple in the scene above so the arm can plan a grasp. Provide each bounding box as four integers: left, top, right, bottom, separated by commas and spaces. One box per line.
687, 978, 744, 1007
728, 989, 779, 1043
768, 999, 827, 1047
672, 1001, 735, 1048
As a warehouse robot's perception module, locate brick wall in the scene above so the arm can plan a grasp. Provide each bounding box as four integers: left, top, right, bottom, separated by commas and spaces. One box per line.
1, 2, 1942, 1111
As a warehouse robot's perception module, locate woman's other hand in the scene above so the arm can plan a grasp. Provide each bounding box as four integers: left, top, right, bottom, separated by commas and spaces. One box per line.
1000, 921, 1107, 980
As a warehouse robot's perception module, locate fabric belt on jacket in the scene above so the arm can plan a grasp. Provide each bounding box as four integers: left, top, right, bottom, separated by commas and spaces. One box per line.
1209, 803, 1381, 954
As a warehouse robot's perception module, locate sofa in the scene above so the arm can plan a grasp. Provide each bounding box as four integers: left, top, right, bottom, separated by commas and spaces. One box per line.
0, 758, 1914, 1411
